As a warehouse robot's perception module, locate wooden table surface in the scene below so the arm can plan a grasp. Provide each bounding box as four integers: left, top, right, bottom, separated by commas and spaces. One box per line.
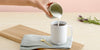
0, 12, 100, 50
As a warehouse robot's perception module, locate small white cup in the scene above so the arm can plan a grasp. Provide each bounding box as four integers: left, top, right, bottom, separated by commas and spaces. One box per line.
51, 21, 73, 45
48, 2, 63, 18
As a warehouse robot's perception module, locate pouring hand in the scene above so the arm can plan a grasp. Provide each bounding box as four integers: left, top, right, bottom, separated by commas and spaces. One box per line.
28, 0, 53, 18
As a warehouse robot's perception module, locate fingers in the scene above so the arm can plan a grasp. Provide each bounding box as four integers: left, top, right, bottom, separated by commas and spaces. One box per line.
35, 0, 53, 18
29, 0, 53, 18
41, 0, 51, 5
28, 0, 35, 3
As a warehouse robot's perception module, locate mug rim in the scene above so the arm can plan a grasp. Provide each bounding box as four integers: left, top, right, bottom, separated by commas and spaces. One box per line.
51, 21, 67, 26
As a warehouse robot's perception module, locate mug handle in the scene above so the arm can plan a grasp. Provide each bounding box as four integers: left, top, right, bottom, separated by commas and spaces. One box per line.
67, 25, 73, 39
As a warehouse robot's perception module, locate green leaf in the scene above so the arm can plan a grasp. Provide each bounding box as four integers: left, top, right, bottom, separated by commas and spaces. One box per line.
83, 20, 88, 23
88, 16, 92, 23
94, 17, 98, 21
78, 16, 100, 25
94, 17, 100, 21
88, 16, 91, 20
78, 17, 82, 20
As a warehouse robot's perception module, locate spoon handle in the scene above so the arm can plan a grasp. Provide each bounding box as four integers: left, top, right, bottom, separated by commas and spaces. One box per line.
44, 41, 52, 46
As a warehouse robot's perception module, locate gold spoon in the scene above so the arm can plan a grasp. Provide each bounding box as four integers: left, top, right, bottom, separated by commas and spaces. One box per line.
40, 39, 52, 46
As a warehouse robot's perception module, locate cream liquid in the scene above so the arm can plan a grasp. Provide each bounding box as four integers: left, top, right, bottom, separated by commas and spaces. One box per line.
53, 13, 62, 27
58, 17, 61, 27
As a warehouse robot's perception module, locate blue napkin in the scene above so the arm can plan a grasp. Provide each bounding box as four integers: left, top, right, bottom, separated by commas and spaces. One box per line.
20, 35, 73, 50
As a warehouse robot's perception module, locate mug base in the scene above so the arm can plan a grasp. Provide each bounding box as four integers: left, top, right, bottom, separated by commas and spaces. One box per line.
50, 40, 66, 45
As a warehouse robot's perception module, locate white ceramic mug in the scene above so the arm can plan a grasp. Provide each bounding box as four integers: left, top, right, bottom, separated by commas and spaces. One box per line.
51, 21, 73, 45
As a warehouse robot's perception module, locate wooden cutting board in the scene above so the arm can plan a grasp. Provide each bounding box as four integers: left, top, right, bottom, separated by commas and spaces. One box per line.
0, 25, 84, 50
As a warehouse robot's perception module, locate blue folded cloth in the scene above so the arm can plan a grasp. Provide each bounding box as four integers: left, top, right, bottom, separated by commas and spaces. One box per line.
20, 34, 73, 50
